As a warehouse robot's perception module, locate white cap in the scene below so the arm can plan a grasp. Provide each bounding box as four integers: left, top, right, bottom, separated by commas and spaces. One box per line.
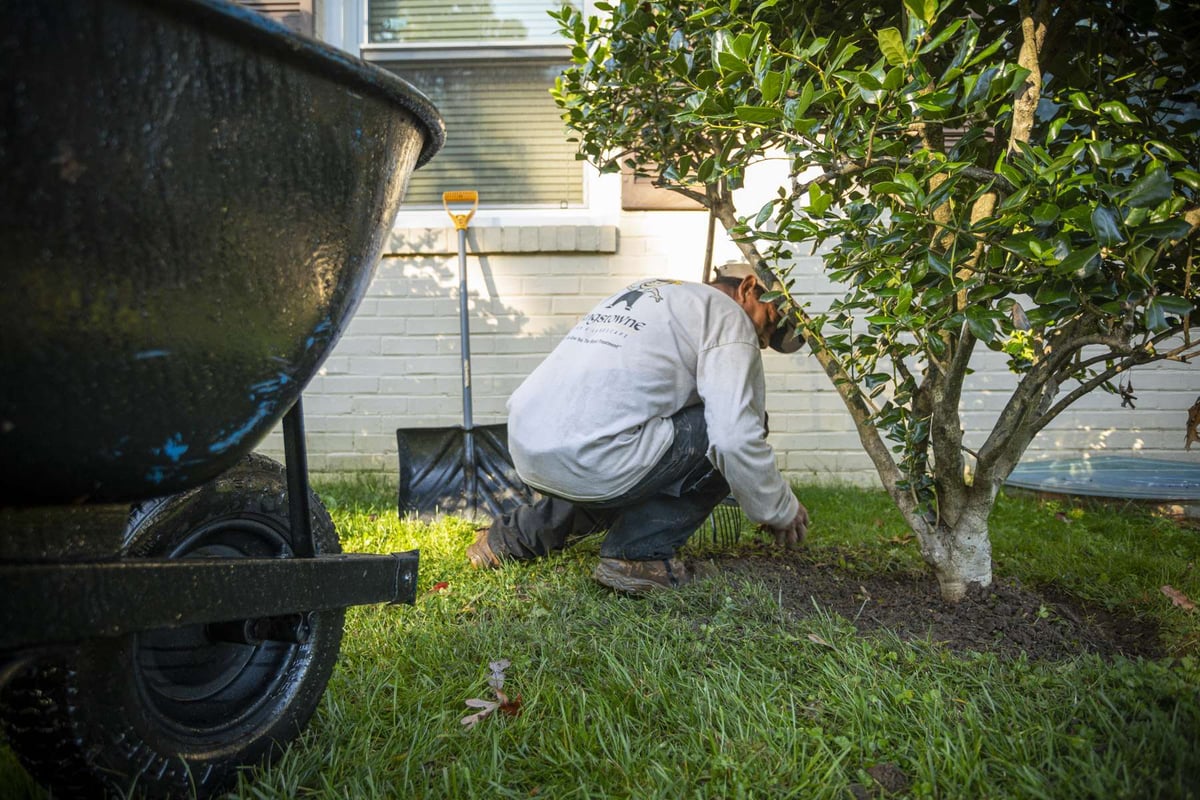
713, 262, 803, 353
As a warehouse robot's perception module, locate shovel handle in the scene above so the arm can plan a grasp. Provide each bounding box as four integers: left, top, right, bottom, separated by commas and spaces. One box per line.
443, 190, 478, 231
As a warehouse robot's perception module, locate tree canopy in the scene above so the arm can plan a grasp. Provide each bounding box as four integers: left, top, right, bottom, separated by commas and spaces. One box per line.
553, 0, 1200, 600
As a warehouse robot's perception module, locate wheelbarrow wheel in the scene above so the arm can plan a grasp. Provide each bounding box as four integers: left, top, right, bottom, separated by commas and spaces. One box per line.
0, 453, 345, 798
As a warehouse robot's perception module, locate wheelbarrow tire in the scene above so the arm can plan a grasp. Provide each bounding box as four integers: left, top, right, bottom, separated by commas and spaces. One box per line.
0, 453, 345, 799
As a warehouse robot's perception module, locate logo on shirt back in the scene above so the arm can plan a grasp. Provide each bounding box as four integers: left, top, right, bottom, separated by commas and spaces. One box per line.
605, 279, 681, 310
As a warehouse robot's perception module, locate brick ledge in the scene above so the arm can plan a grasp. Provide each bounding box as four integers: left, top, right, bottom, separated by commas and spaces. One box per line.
384, 225, 618, 256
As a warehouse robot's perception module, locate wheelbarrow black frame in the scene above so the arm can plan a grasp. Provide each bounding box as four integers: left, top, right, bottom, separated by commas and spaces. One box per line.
0, 397, 418, 674
0, 397, 420, 796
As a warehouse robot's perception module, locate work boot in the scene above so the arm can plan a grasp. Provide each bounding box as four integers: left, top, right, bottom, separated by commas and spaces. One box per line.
592, 557, 691, 594
466, 527, 502, 569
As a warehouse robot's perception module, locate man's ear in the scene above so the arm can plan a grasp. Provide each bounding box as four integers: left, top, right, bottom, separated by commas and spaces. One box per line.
738, 274, 758, 301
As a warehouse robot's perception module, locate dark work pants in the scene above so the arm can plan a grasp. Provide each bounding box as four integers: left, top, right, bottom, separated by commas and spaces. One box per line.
487, 405, 731, 562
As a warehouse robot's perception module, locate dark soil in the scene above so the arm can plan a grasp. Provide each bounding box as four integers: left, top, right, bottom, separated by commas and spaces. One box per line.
711, 545, 1161, 661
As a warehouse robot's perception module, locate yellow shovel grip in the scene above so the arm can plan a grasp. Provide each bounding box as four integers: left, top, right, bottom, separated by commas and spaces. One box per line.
443, 190, 479, 231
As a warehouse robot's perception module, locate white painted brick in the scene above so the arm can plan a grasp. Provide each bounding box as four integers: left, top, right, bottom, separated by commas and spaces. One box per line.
381, 336, 441, 356
498, 227, 520, 252
321, 336, 380, 356
599, 227, 618, 252
522, 276, 580, 295
405, 317, 463, 336
320, 375, 380, 395
478, 227, 504, 253
386, 227, 449, 255
375, 297, 443, 317
316, 354, 353, 374
519, 226, 540, 252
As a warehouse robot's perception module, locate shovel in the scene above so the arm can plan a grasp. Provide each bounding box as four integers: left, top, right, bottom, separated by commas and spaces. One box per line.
396, 190, 534, 521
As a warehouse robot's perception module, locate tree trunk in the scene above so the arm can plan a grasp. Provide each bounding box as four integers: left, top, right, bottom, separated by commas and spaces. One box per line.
915, 492, 995, 603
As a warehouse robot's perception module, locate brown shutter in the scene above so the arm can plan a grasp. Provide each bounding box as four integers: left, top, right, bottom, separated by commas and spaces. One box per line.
236, 0, 314, 37
620, 165, 705, 211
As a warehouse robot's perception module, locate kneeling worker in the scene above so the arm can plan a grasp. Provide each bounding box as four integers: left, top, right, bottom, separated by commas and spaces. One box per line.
468, 262, 810, 593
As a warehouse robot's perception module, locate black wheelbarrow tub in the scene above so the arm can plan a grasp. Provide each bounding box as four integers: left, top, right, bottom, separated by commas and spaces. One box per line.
0, 0, 444, 505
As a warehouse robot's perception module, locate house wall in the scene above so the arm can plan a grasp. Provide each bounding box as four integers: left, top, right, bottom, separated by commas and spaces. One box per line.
256, 176, 1200, 484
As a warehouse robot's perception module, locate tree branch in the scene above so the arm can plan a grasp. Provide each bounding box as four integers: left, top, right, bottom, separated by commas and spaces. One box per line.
1036, 351, 1158, 430
791, 155, 1016, 197
706, 194, 923, 527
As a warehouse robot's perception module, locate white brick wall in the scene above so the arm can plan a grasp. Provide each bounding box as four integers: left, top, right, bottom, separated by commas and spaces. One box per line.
258, 210, 1200, 484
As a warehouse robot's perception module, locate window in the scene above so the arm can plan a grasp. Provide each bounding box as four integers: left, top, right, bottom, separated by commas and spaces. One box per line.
362, 1, 583, 208
239, 0, 314, 35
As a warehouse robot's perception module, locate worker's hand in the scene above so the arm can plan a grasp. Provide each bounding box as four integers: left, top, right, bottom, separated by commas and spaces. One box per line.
766, 503, 809, 549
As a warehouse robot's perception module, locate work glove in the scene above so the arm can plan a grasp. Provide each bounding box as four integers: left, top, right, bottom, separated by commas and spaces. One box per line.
765, 503, 809, 549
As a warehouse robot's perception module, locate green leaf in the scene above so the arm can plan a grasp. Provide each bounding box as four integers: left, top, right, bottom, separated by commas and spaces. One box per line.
1146, 140, 1186, 161
1068, 92, 1094, 113
755, 200, 774, 227
914, 90, 955, 113
963, 65, 999, 107
896, 282, 914, 315
1144, 298, 1168, 331
864, 372, 892, 388
1099, 101, 1141, 124
873, 181, 911, 196
686, 7, 722, 21
717, 51, 746, 76
1134, 219, 1192, 240
735, 105, 782, 124
854, 71, 883, 91
965, 309, 996, 343
918, 18, 965, 55
1090, 206, 1124, 246
730, 32, 754, 61
1177, 169, 1200, 191
877, 27, 907, 66
1033, 283, 1074, 305
808, 183, 832, 216
1031, 203, 1060, 226
1123, 168, 1173, 209
1056, 244, 1101, 277
903, 0, 936, 24
1154, 295, 1194, 316
760, 70, 784, 103
866, 314, 897, 326
883, 65, 906, 91
926, 252, 951, 276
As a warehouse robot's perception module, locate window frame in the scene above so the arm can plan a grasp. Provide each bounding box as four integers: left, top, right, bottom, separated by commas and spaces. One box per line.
349, 0, 593, 215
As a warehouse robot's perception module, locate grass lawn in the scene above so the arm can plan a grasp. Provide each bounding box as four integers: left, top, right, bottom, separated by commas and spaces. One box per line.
3, 480, 1198, 798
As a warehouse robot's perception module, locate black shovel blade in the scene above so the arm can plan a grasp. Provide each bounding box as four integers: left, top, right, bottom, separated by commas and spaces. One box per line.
396, 425, 536, 522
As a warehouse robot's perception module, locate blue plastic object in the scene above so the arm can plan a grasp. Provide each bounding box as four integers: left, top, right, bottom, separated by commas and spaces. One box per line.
1005, 456, 1200, 501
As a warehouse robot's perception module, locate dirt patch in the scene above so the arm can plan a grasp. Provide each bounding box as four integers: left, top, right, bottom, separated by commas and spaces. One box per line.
711, 546, 1161, 661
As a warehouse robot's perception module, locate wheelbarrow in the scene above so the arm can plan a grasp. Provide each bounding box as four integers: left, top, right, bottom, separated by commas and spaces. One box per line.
0, 1, 444, 796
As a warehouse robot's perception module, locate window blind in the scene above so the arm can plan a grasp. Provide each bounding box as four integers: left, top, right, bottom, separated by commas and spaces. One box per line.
368, 0, 569, 43
389, 61, 583, 207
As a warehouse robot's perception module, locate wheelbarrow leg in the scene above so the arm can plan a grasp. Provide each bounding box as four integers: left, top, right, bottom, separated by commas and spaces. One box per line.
282, 396, 314, 558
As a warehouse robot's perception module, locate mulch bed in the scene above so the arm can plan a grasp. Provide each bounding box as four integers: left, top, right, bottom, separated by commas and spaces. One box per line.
713, 545, 1161, 661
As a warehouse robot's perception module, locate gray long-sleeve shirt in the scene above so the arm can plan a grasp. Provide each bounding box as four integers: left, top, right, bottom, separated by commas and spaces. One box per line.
506, 279, 799, 529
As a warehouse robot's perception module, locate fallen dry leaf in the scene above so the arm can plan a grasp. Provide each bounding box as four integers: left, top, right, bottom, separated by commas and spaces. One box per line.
498, 693, 523, 717
1186, 396, 1200, 450
1161, 585, 1196, 612
419, 580, 451, 601
461, 658, 519, 729
807, 633, 834, 647
460, 698, 500, 729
